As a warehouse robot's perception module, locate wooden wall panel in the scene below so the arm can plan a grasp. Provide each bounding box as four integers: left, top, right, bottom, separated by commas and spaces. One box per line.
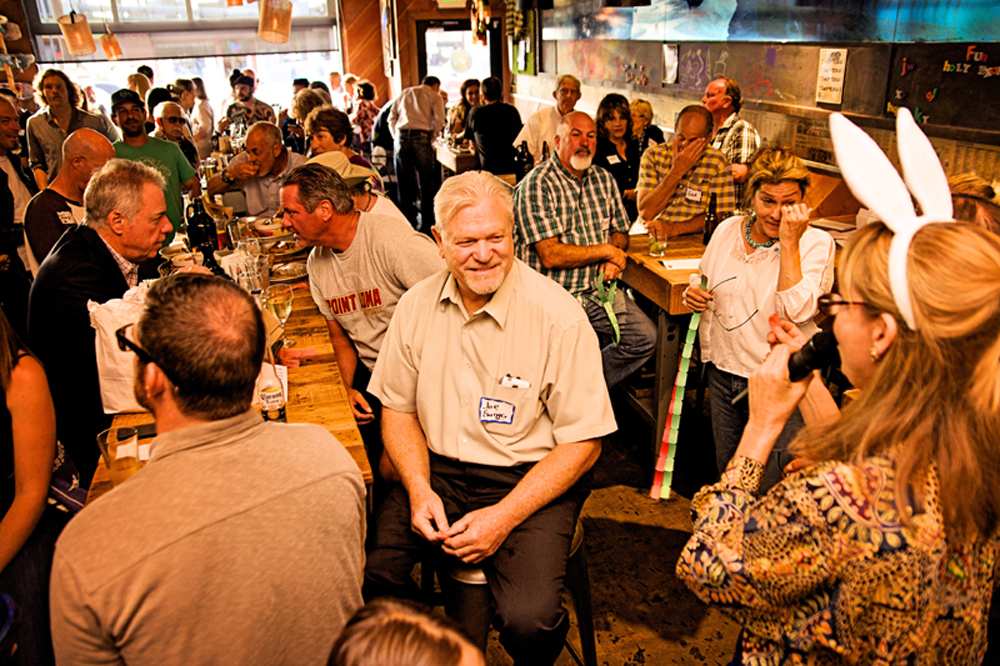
339, 0, 391, 105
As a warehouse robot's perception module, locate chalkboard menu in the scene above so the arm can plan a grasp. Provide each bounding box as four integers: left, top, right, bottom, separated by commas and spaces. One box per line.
886, 43, 1000, 133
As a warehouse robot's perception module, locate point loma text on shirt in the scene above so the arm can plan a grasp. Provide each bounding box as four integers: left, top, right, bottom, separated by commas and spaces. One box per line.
326, 288, 384, 315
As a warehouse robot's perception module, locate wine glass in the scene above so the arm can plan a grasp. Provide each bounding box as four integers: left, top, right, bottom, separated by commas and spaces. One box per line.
264, 284, 295, 347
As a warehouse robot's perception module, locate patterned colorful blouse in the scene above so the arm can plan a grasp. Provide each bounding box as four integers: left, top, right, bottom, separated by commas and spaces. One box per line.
678, 455, 997, 664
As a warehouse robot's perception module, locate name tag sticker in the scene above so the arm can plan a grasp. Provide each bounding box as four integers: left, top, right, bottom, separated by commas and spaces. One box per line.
479, 397, 515, 425
685, 187, 703, 203
606, 154, 622, 165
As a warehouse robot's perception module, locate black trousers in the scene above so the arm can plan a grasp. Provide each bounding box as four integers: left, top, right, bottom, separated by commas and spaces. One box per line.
364, 454, 588, 666
393, 130, 438, 233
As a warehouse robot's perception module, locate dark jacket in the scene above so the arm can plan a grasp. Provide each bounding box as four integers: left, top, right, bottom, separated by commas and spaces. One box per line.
28, 225, 129, 486
0, 153, 34, 340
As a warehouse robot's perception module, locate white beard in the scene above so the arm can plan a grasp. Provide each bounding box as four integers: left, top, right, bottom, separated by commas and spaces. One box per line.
569, 153, 592, 171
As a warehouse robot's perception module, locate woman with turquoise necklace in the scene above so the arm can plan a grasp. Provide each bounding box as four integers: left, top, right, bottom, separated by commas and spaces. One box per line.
683, 147, 835, 492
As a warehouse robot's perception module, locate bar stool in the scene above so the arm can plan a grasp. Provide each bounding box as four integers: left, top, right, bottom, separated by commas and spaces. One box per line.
437, 520, 598, 666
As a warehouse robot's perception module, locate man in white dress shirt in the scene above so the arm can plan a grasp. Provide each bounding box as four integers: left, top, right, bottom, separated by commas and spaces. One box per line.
513, 74, 581, 164
389, 76, 445, 232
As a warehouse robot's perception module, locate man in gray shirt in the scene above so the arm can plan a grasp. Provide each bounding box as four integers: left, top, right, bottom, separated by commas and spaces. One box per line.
50, 274, 366, 665
280, 163, 443, 487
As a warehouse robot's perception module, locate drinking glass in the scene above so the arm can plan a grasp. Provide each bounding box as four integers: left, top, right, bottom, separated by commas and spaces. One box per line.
96, 427, 142, 487
264, 284, 295, 347
648, 235, 667, 258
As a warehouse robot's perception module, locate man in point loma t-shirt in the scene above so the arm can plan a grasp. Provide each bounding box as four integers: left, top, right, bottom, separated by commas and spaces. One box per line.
279, 163, 443, 485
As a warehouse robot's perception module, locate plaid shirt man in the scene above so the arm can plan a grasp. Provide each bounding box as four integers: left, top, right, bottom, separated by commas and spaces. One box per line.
711, 112, 760, 202
513, 155, 630, 296
638, 144, 737, 224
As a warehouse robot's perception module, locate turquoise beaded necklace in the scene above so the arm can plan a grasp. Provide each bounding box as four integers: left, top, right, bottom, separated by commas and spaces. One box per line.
744, 212, 778, 250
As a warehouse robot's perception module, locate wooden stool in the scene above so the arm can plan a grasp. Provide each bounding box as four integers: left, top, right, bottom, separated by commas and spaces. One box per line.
438, 521, 597, 666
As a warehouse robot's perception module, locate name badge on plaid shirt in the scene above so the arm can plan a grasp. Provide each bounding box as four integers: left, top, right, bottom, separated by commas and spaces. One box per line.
685, 186, 703, 203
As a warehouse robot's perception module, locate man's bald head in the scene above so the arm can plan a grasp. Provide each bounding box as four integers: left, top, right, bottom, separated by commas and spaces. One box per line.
153, 100, 183, 120
62, 127, 115, 162
59, 128, 116, 192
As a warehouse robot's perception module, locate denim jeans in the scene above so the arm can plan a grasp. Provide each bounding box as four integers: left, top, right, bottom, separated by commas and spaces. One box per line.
582, 288, 656, 389
708, 364, 804, 494
393, 131, 438, 232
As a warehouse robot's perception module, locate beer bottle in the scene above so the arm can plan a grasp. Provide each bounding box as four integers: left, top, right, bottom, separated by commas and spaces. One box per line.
259, 385, 287, 422
703, 192, 718, 246
514, 141, 534, 182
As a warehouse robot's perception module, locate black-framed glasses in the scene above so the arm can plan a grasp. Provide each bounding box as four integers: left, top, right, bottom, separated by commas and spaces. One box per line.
115, 324, 185, 389
818, 292, 873, 317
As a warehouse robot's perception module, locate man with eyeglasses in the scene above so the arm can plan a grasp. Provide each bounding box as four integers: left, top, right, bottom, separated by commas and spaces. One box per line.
28, 159, 173, 485
152, 101, 199, 169
207, 121, 305, 218
110, 88, 200, 243
50, 273, 365, 665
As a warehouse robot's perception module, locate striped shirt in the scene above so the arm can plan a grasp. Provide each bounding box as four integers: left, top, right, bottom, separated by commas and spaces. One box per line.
513, 155, 630, 296
638, 144, 737, 225
711, 113, 760, 202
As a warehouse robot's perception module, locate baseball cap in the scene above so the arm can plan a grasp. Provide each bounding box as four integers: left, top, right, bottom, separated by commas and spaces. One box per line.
111, 88, 144, 111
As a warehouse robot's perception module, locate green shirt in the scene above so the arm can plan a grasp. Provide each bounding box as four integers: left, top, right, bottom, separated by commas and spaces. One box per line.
114, 137, 197, 238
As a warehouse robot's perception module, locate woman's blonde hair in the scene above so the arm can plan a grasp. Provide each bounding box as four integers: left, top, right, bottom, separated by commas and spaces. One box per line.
128, 72, 151, 101
793, 221, 1000, 539
949, 172, 1000, 235
744, 146, 809, 209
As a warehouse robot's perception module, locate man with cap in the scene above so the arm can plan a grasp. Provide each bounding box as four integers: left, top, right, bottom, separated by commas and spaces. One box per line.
110, 88, 200, 241
206, 121, 305, 218
220, 69, 276, 134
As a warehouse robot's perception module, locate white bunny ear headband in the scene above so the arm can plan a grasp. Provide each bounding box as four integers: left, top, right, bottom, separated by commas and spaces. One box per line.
828, 108, 954, 331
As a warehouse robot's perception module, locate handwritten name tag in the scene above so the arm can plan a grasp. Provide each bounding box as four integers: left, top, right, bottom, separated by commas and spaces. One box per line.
685, 187, 703, 203
606, 154, 622, 165
479, 397, 515, 425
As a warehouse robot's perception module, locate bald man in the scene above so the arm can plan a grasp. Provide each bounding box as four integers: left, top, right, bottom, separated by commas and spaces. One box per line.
207, 121, 305, 217
24, 128, 115, 267
514, 111, 655, 389
153, 101, 199, 168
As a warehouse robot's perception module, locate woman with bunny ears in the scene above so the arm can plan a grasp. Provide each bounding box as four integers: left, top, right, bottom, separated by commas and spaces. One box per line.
677, 109, 1000, 664
683, 147, 836, 492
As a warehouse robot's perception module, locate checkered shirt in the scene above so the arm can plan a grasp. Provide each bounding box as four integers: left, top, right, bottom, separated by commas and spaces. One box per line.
98, 235, 139, 288
513, 155, 630, 296
711, 113, 760, 202
638, 143, 737, 224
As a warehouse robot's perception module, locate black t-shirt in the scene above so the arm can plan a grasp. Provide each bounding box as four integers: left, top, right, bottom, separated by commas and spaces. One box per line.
594, 136, 641, 221
24, 189, 83, 264
464, 102, 523, 175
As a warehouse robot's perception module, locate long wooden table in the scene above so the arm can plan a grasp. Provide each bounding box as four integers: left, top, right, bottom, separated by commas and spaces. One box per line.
87, 282, 371, 504
621, 234, 704, 461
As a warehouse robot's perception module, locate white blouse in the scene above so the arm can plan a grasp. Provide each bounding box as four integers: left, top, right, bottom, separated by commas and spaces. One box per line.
698, 215, 835, 378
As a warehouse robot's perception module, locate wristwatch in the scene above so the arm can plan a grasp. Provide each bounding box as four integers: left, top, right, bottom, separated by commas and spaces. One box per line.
221, 170, 236, 186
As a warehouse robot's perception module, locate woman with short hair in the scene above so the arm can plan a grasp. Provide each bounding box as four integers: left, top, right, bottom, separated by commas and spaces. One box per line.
684, 147, 835, 491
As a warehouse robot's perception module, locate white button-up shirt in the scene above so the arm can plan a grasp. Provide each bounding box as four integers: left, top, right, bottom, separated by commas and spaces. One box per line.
698, 215, 835, 378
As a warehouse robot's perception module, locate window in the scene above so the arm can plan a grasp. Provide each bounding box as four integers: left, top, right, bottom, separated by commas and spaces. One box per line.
34, 0, 334, 23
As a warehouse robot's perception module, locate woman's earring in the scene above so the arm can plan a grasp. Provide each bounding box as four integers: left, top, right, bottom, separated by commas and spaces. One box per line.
869, 345, 881, 362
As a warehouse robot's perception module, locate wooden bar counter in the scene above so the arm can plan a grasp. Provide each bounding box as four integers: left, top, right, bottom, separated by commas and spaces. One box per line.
621, 234, 704, 461
87, 282, 371, 504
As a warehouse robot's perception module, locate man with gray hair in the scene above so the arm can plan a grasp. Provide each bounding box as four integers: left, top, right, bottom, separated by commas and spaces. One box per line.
278, 163, 442, 489
24, 128, 115, 268
513, 73, 581, 163
28, 158, 172, 484
365, 170, 616, 664
50, 273, 365, 664
514, 111, 656, 389
208, 121, 305, 217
